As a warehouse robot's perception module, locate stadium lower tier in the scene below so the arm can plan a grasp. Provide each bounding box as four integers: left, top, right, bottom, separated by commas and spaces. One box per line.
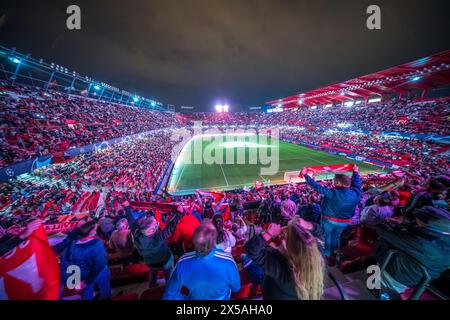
167, 134, 384, 195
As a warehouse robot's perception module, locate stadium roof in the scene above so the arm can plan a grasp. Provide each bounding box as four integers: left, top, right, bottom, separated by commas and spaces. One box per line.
267, 50, 450, 108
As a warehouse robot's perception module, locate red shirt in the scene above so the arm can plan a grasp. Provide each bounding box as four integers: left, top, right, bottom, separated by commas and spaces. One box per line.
168, 215, 201, 251
398, 191, 411, 207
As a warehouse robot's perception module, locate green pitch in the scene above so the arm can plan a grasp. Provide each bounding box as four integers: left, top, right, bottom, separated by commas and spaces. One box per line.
167, 134, 385, 195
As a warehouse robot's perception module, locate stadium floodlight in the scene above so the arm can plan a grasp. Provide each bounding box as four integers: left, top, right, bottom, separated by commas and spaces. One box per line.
411, 76, 421, 81
368, 97, 382, 104
133, 96, 139, 102
10, 57, 21, 64
93, 85, 100, 90
344, 101, 354, 107
151, 101, 156, 107
215, 104, 229, 113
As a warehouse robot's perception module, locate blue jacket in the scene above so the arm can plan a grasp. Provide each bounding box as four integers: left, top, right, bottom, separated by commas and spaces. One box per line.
58, 237, 108, 285
304, 173, 362, 220
163, 248, 241, 300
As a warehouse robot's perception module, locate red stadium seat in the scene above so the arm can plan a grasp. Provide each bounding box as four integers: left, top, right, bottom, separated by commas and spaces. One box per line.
61, 287, 84, 300
231, 271, 253, 300
232, 245, 245, 260
110, 263, 150, 287
112, 292, 139, 300
123, 263, 150, 276
400, 288, 440, 300
252, 284, 263, 298
109, 265, 123, 278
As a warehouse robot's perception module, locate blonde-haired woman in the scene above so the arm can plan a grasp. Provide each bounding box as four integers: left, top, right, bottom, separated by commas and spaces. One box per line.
244, 217, 325, 300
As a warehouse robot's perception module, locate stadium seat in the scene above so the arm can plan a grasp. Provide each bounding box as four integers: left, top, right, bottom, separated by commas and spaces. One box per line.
231, 283, 253, 300
232, 245, 245, 260
61, 287, 84, 300
123, 263, 150, 276
400, 288, 440, 300
110, 263, 150, 287
323, 279, 377, 300
231, 271, 253, 300
112, 292, 139, 300
109, 265, 123, 278
140, 286, 166, 300
252, 284, 263, 298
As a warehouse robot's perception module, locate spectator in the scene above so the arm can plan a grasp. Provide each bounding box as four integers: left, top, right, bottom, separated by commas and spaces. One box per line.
302, 165, 362, 256
98, 212, 115, 240
231, 215, 248, 241
280, 193, 297, 220
212, 214, 236, 253
163, 221, 241, 300
169, 209, 201, 253
108, 218, 135, 263
244, 217, 325, 300
56, 220, 110, 300
0, 219, 43, 256
360, 195, 394, 226
123, 201, 184, 287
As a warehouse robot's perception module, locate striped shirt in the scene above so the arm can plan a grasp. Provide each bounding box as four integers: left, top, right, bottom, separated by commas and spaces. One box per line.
163, 248, 240, 300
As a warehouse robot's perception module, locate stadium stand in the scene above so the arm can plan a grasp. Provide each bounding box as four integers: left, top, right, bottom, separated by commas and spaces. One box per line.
1, 49, 449, 301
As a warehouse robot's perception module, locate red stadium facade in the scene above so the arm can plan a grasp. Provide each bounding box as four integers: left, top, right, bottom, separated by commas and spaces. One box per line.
267, 50, 450, 108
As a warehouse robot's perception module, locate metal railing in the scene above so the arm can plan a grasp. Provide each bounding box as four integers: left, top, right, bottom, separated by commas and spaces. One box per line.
380, 249, 431, 300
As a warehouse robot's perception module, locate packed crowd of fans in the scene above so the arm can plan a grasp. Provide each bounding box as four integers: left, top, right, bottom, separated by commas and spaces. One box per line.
0, 82, 182, 166
0, 81, 449, 300
2, 81, 448, 168
0, 131, 177, 219
1, 164, 448, 300
280, 129, 449, 169
184, 98, 450, 135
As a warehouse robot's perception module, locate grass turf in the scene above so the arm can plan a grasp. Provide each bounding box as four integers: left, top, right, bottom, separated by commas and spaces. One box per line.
167, 134, 385, 195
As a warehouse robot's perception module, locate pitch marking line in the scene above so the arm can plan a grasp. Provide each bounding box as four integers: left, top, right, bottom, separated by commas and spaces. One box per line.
170, 179, 290, 195
308, 158, 328, 165
173, 164, 186, 191
219, 164, 229, 186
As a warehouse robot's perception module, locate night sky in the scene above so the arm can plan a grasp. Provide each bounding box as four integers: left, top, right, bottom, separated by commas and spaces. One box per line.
1, 0, 449, 111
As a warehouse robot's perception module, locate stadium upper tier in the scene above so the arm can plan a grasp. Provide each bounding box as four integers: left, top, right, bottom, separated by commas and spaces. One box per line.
182, 98, 449, 135
267, 49, 450, 108
1, 80, 449, 168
